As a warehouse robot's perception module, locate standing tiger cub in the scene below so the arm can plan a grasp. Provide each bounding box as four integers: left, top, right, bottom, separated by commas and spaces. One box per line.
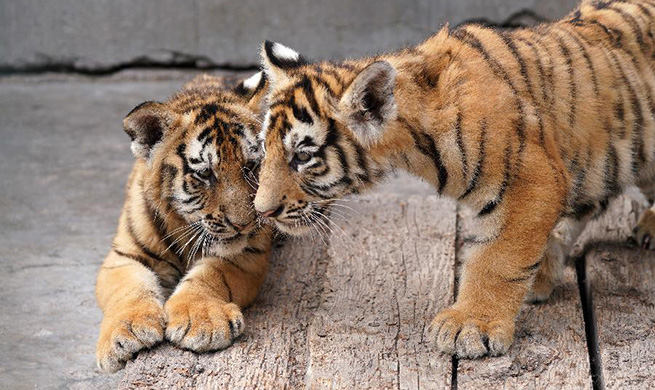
96, 72, 272, 372
254, 0, 655, 358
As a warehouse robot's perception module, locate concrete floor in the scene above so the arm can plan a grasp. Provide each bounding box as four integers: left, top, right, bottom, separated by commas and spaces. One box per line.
0, 70, 433, 390
0, 72, 192, 390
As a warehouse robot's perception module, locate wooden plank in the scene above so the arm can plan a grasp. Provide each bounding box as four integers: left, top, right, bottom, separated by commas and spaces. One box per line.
456, 205, 592, 389
305, 195, 457, 390
582, 196, 655, 390
119, 233, 331, 389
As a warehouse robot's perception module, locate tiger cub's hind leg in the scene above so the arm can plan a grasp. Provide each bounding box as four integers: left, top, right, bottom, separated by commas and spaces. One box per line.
634, 181, 655, 250
527, 217, 588, 303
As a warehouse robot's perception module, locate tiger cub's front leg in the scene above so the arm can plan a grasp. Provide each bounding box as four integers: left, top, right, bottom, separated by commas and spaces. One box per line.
430, 151, 565, 358
165, 251, 268, 352
96, 251, 167, 372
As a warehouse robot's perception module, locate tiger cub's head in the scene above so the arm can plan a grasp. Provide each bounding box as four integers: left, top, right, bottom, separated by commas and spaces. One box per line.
124, 72, 267, 256
254, 41, 398, 236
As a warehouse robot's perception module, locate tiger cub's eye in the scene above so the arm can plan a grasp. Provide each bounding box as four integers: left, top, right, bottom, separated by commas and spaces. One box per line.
196, 168, 213, 180
295, 151, 312, 163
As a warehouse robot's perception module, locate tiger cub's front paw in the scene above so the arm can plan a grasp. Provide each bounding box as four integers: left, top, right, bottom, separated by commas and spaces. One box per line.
633, 208, 655, 250
96, 300, 166, 373
428, 306, 515, 359
165, 293, 244, 352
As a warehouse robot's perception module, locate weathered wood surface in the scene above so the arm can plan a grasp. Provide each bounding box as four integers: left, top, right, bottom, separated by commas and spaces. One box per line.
580, 196, 655, 390
455, 206, 592, 390
120, 192, 655, 389
305, 195, 456, 389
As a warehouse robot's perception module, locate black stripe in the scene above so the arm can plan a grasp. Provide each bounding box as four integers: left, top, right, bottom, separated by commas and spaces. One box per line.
160, 164, 178, 211
529, 34, 556, 110
300, 182, 332, 199
309, 176, 353, 192
592, 36, 628, 140
195, 103, 218, 125
605, 48, 646, 171
298, 136, 317, 148
504, 274, 534, 283
353, 142, 371, 184
452, 28, 527, 164
554, 35, 577, 129
113, 249, 153, 269
401, 118, 448, 194
299, 76, 321, 117
308, 162, 330, 176
311, 75, 338, 97
497, 30, 537, 103
143, 192, 185, 267
125, 207, 183, 275
521, 260, 542, 273
197, 128, 212, 141
454, 111, 468, 181
508, 33, 547, 147
606, 5, 645, 48
557, 26, 600, 96
177, 143, 193, 175
569, 9, 583, 26
524, 33, 558, 152
290, 95, 313, 125
233, 81, 249, 97
319, 67, 345, 89
514, 36, 547, 104
571, 202, 597, 219
459, 120, 487, 200
635, 2, 655, 20
244, 247, 265, 254
605, 144, 620, 196
478, 142, 512, 217
587, 19, 623, 48
567, 151, 588, 214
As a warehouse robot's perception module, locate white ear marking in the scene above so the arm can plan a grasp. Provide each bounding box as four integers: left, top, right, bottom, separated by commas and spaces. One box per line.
243, 72, 263, 90
260, 41, 308, 87
272, 43, 300, 61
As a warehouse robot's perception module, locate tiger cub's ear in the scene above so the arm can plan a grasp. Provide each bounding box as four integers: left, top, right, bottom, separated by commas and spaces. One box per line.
123, 101, 174, 160
234, 71, 268, 112
338, 61, 397, 147
260, 41, 308, 88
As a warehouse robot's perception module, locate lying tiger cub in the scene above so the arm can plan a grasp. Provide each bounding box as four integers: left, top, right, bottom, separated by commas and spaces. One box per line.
96, 72, 271, 372
253, 0, 655, 358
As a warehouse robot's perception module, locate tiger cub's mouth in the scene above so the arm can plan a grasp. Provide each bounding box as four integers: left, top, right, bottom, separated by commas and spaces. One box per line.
203, 232, 249, 257
271, 204, 332, 237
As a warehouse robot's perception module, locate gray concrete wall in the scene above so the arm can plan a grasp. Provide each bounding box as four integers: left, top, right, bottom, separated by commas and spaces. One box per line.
0, 0, 580, 72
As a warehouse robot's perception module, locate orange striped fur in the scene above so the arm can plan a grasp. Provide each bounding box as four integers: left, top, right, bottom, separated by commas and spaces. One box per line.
95, 73, 273, 372
254, 0, 655, 358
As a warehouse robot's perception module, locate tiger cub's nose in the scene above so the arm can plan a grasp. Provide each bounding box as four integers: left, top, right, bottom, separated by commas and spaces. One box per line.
225, 217, 252, 232
257, 204, 285, 218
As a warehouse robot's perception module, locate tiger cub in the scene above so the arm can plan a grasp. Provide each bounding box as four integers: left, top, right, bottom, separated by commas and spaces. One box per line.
253, 0, 655, 358
96, 72, 271, 372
